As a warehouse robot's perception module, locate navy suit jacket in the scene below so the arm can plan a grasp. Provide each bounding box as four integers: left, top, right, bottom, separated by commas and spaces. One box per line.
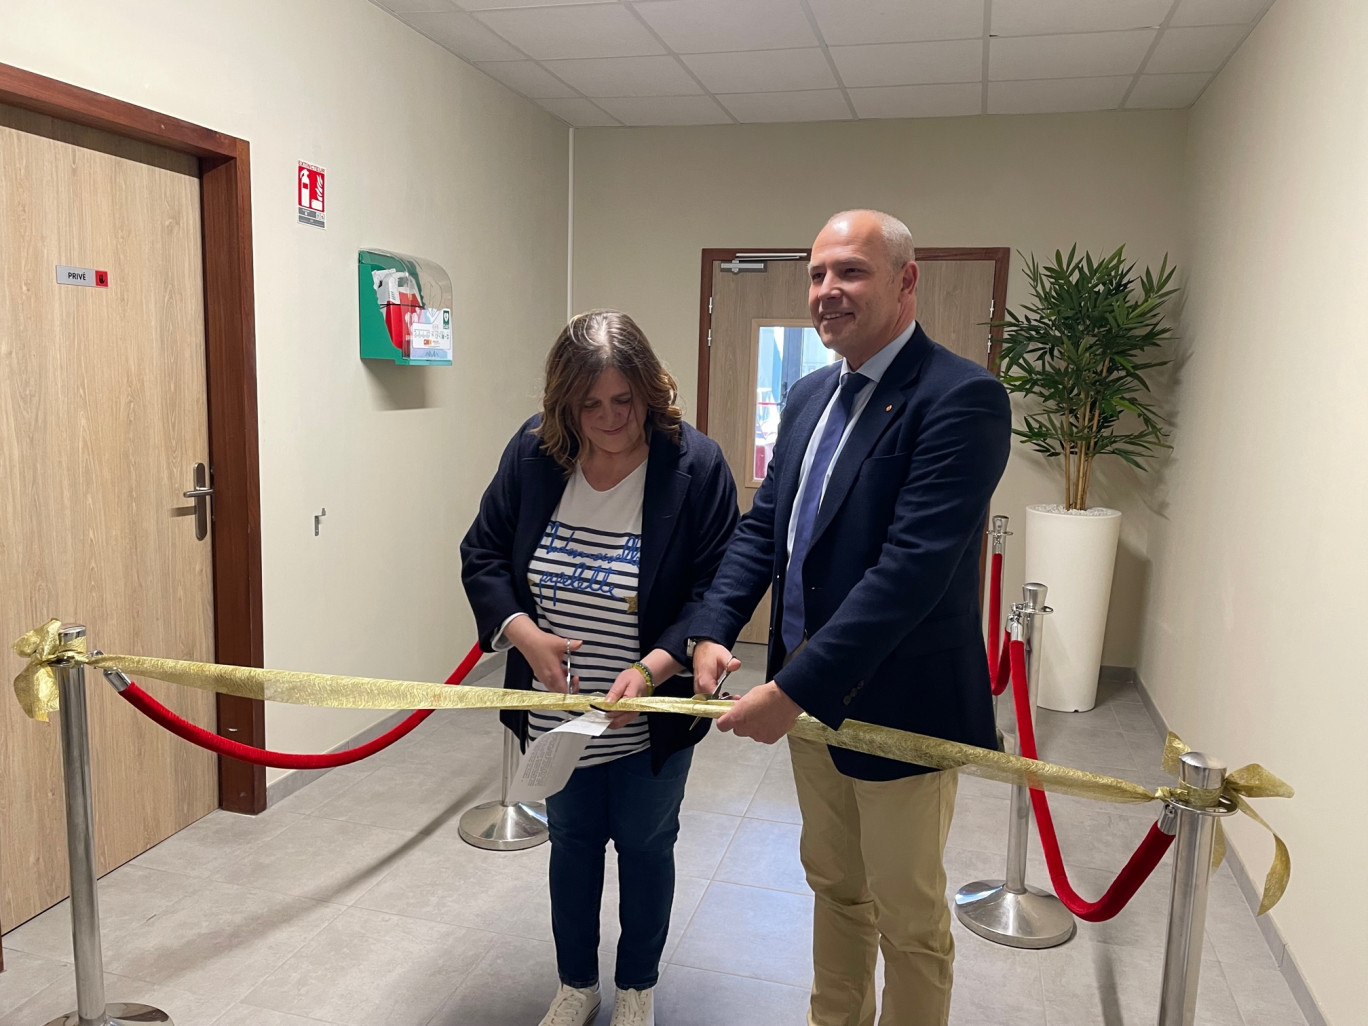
691, 324, 1011, 780
461, 416, 738, 772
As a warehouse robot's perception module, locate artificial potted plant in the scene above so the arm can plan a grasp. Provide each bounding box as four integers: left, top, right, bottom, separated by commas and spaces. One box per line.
997, 245, 1177, 711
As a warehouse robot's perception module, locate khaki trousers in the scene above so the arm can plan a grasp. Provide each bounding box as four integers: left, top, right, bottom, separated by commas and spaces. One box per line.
788, 735, 958, 1026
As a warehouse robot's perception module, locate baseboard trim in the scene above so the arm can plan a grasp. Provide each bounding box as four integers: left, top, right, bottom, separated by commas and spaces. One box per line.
1099, 663, 1136, 684
265, 652, 507, 807
1131, 669, 1327, 1026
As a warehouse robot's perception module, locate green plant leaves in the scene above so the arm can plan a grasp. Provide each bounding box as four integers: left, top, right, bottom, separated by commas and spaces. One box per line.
992, 246, 1177, 509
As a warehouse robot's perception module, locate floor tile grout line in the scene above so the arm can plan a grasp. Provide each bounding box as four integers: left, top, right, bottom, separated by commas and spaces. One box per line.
661, 950, 811, 992
216, 999, 347, 1026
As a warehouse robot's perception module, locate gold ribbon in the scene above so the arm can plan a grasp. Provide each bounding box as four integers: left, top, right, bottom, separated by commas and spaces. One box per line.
1159, 732, 1293, 914
12, 620, 1292, 912
12, 619, 87, 722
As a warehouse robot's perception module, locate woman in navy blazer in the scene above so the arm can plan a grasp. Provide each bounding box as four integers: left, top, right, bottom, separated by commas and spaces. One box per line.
461, 310, 736, 1026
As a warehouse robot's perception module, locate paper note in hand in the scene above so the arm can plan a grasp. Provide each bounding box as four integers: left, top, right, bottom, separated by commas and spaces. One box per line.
506, 710, 612, 803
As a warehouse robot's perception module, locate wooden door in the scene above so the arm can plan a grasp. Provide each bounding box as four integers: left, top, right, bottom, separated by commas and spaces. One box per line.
708, 259, 814, 643
916, 258, 998, 366
702, 250, 1005, 645
0, 103, 218, 930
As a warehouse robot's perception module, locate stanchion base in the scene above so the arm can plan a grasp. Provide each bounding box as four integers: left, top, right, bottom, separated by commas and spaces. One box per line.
954, 880, 1076, 949
44, 1002, 173, 1025
457, 799, 549, 851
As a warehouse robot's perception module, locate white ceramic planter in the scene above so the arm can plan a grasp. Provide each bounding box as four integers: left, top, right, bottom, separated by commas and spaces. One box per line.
1023, 504, 1122, 712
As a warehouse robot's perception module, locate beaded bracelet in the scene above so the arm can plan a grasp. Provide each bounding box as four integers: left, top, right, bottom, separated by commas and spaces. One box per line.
629, 661, 655, 696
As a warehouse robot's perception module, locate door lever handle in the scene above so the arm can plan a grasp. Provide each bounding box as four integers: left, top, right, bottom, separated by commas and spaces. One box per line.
183, 462, 213, 540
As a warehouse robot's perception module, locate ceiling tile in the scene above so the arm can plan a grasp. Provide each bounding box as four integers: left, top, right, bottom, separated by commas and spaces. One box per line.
718, 89, 852, 123
544, 56, 703, 97
991, 0, 1170, 36
681, 48, 837, 94
475, 60, 579, 98
1170, 0, 1269, 26
987, 76, 1131, 114
594, 95, 733, 126
1124, 72, 1213, 108
1146, 24, 1247, 73
830, 39, 982, 89
807, 0, 985, 46
460, 0, 615, 7
536, 97, 620, 127
473, 5, 665, 60
634, 0, 817, 53
401, 11, 524, 60
373, 0, 455, 12
990, 30, 1155, 80
848, 83, 983, 119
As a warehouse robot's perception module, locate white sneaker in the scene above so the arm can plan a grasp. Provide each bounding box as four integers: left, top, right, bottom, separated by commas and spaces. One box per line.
610, 987, 654, 1026
539, 983, 601, 1026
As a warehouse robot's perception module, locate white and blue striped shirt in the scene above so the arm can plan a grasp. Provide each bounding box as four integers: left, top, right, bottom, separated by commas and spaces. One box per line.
525, 460, 650, 766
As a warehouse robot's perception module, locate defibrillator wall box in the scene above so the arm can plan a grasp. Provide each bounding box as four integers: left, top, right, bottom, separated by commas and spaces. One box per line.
358, 249, 454, 366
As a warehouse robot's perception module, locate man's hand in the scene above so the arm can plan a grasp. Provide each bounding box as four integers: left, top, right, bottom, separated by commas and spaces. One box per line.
602, 665, 650, 729
505, 617, 582, 693
692, 640, 741, 696
716, 681, 801, 744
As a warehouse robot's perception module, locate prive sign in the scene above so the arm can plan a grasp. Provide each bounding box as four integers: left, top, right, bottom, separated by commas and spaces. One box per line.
56, 266, 110, 288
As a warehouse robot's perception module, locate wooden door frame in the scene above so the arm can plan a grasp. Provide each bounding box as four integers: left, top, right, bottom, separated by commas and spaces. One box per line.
0, 64, 267, 815
696, 244, 1012, 614
697, 246, 1010, 431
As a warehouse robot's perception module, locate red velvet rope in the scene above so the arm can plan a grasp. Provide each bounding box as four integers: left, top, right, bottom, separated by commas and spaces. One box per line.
1007, 638, 1174, 921
989, 631, 1011, 696
985, 552, 1011, 696
116, 642, 484, 770
987, 551, 1003, 672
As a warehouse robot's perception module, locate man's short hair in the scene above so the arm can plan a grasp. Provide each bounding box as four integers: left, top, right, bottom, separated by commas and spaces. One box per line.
824, 209, 916, 270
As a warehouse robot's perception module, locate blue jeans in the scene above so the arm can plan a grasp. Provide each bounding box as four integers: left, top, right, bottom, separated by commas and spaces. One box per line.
545, 746, 693, 991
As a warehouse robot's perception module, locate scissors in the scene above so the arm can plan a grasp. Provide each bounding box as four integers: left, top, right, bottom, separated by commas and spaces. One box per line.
565, 639, 575, 694
690, 667, 730, 729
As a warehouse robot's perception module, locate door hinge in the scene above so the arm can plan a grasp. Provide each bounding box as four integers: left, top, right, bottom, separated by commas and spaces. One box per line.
707, 329, 712, 347
708, 297, 713, 315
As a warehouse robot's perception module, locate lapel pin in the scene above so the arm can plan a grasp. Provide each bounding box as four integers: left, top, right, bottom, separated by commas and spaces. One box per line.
884, 404, 893, 412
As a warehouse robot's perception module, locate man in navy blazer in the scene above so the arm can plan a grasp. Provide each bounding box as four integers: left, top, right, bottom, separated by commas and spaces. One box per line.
690, 210, 1011, 1026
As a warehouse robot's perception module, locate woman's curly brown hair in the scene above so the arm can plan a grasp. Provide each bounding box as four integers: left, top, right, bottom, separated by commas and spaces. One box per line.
536, 310, 683, 473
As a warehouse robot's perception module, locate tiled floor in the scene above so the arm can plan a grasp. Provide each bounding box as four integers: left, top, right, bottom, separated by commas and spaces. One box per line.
1, 645, 1307, 1025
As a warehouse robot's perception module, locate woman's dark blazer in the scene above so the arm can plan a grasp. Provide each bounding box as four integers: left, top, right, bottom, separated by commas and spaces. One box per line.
460, 415, 739, 772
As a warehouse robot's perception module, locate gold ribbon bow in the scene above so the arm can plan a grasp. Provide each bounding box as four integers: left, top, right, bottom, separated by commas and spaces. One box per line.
1160, 732, 1293, 914
12, 618, 87, 722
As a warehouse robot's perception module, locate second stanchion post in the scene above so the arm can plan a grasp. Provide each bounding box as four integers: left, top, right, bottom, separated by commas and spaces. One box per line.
954, 583, 1076, 948
457, 729, 549, 851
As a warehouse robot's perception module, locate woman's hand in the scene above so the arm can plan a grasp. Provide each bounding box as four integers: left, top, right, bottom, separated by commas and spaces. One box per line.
692, 640, 741, 696
602, 665, 651, 729
505, 616, 582, 693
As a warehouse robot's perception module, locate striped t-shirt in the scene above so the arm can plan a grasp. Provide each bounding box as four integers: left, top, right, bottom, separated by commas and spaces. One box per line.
525, 459, 649, 766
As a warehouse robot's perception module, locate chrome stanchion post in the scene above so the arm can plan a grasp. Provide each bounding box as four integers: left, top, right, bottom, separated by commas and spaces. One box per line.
457, 729, 549, 851
1156, 752, 1236, 1026
986, 516, 1010, 638
954, 585, 1076, 948
989, 514, 1011, 558
47, 624, 172, 1026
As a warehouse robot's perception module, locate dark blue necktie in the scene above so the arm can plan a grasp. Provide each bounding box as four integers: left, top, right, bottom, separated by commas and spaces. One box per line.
780, 371, 868, 653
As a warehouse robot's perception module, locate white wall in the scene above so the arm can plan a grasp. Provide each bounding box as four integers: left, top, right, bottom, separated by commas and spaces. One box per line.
572, 111, 1190, 666
1139, 1, 1368, 1021
0, 0, 569, 783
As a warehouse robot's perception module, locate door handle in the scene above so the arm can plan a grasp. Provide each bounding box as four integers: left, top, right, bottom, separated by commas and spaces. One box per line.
183, 462, 213, 541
